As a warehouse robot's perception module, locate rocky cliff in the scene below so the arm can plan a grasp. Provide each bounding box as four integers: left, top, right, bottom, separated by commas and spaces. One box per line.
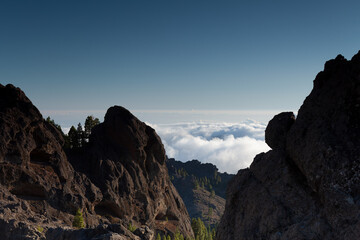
217, 52, 360, 240
0, 84, 193, 239
69, 106, 193, 237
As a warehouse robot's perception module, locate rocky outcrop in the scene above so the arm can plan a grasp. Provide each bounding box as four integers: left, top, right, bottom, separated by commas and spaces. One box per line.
217, 52, 360, 240
69, 106, 193, 237
0, 84, 193, 239
0, 84, 99, 233
265, 112, 295, 150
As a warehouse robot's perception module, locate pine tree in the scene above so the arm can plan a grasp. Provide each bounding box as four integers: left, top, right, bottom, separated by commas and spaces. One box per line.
156, 233, 162, 240
77, 123, 85, 147
72, 209, 85, 229
45, 116, 63, 134
128, 222, 137, 232
194, 179, 199, 190
68, 126, 78, 149
84, 115, 100, 142
208, 207, 213, 216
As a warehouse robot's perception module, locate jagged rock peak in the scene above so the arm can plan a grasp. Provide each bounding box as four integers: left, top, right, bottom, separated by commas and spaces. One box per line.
0, 84, 41, 118
217, 51, 360, 240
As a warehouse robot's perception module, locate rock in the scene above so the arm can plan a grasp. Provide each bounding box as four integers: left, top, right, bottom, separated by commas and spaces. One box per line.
0, 84, 194, 239
134, 226, 154, 239
45, 224, 140, 240
217, 51, 360, 240
69, 106, 194, 237
0, 84, 100, 223
265, 112, 295, 150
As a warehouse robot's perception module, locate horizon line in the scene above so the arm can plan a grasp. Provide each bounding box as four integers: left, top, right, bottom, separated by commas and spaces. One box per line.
41, 109, 292, 116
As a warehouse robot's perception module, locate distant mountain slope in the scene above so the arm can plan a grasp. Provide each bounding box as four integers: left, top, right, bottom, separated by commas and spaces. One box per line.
167, 158, 234, 226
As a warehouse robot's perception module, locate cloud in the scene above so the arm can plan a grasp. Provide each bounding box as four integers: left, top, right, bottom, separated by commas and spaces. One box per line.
149, 121, 270, 174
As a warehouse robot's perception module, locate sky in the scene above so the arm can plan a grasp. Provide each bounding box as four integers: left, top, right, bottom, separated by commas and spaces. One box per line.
1, 1, 360, 172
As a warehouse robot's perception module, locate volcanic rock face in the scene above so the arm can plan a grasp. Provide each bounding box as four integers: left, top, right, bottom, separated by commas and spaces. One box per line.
0, 84, 193, 239
69, 106, 193, 237
217, 52, 360, 240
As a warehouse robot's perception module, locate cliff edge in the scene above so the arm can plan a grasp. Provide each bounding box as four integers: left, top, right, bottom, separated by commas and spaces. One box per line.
217, 52, 360, 240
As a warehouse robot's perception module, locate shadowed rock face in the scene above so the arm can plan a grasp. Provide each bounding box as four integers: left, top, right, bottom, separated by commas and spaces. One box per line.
69, 106, 194, 237
217, 52, 360, 240
0, 84, 193, 239
0, 84, 102, 239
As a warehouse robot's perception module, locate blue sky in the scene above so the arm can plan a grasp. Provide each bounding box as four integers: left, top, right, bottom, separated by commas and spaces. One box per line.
1, 1, 360, 126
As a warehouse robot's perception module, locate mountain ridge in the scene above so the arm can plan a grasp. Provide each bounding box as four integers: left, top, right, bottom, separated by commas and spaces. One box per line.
167, 158, 234, 227
0, 84, 193, 240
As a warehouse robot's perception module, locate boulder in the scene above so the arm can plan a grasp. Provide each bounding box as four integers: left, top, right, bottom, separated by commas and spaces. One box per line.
265, 112, 295, 150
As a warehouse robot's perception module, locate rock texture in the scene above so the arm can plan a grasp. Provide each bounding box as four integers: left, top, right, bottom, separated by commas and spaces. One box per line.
0, 84, 193, 239
69, 106, 193, 237
217, 52, 360, 240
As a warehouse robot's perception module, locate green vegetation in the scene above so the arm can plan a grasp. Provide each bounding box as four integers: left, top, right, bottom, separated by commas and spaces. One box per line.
45, 116, 63, 134
65, 115, 100, 149
156, 218, 216, 240
194, 180, 199, 190
174, 229, 185, 240
157, 233, 162, 240
36, 226, 44, 233
169, 164, 224, 196
72, 209, 85, 229
128, 222, 137, 232
192, 175, 219, 192
208, 207, 213, 217
45, 115, 100, 150
159, 233, 185, 240
191, 218, 216, 240
176, 168, 189, 178
84, 115, 100, 141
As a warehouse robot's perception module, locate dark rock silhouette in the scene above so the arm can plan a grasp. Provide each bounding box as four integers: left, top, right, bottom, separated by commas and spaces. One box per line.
0, 84, 193, 239
265, 112, 295, 150
217, 52, 360, 240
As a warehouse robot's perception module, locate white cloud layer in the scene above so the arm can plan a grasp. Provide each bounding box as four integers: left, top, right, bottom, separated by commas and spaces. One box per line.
149, 121, 270, 174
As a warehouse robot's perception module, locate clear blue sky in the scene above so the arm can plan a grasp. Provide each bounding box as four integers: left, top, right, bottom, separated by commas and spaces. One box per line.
1, 1, 360, 126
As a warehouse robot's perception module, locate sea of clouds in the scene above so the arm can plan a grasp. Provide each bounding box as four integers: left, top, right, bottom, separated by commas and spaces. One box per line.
149, 121, 270, 174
